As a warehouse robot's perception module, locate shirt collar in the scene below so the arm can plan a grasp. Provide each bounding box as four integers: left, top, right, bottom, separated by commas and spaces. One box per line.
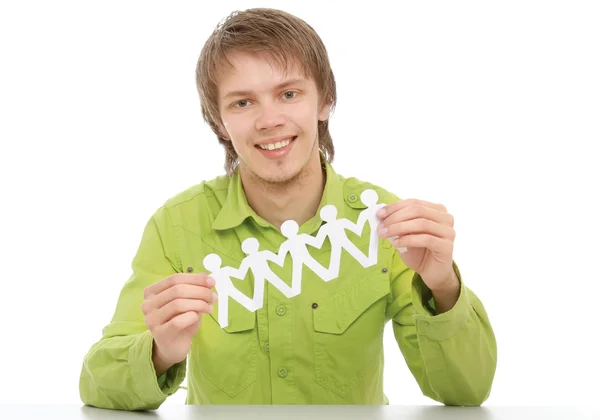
212, 152, 345, 232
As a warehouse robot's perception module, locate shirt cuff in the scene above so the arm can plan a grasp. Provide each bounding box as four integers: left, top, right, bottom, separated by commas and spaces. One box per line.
411, 261, 471, 340
130, 330, 187, 401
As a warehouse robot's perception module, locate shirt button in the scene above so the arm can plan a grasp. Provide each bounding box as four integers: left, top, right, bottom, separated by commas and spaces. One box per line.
276, 305, 286, 316
264, 342, 270, 352
347, 193, 358, 203
381, 267, 388, 274
311, 303, 318, 309
186, 267, 193, 273
277, 367, 288, 378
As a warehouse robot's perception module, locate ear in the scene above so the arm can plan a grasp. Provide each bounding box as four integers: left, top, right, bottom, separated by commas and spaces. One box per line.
318, 99, 332, 122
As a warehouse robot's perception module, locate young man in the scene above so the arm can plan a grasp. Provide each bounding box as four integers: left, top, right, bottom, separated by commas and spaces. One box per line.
79, 8, 496, 410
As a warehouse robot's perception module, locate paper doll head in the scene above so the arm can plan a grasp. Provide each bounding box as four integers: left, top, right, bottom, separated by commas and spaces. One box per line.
281, 220, 300, 238
361, 189, 378, 207
241, 237, 260, 254
203, 253, 222, 271
320, 204, 337, 222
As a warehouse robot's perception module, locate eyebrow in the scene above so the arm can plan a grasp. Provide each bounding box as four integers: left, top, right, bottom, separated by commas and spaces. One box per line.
222, 78, 307, 100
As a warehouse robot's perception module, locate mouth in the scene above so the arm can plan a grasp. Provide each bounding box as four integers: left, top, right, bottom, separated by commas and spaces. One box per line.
255, 136, 297, 151
255, 136, 297, 159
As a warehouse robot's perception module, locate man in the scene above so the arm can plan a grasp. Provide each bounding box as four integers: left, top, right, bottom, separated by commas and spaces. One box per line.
79, 8, 497, 410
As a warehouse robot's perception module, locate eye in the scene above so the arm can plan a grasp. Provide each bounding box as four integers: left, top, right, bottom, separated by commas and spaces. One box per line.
283, 91, 297, 100
234, 99, 251, 108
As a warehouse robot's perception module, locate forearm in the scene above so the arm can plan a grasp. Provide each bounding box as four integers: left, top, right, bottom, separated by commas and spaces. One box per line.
152, 339, 174, 378
412, 284, 497, 406
80, 329, 185, 410
391, 261, 497, 407
430, 270, 460, 314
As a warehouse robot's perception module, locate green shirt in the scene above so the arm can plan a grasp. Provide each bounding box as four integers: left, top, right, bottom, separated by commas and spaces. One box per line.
79, 158, 497, 409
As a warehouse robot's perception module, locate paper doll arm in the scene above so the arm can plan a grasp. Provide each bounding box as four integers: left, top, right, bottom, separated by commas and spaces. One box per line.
388, 252, 496, 406
261, 241, 290, 267
304, 229, 328, 249
344, 212, 369, 237
340, 218, 365, 236
264, 246, 287, 267
223, 260, 250, 280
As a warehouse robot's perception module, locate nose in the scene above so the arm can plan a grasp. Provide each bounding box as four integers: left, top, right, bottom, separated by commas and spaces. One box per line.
255, 101, 285, 131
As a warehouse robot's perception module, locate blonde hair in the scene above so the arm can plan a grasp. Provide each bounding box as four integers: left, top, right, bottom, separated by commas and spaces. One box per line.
195, 8, 337, 175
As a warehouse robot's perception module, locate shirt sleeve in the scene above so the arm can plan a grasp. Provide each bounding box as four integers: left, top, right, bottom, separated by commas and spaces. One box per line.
79, 205, 187, 410
386, 250, 497, 406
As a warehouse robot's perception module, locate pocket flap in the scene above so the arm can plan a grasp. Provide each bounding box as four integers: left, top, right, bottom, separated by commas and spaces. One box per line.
209, 298, 256, 333
313, 277, 390, 334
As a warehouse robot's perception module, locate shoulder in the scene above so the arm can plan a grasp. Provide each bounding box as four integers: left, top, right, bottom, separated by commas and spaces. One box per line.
151, 173, 231, 225
337, 172, 402, 209
163, 174, 230, 209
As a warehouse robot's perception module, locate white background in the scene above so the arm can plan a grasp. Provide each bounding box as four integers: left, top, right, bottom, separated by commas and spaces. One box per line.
1, 0, 599, 407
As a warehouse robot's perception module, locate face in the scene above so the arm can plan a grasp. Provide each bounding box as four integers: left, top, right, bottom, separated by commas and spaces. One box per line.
217, 51, 331, 185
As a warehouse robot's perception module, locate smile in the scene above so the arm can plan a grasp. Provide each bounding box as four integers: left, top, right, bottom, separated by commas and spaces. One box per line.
256, 137, 296, 151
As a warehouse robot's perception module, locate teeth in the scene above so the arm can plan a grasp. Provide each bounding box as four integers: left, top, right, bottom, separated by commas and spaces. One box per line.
259, 138, 293, 151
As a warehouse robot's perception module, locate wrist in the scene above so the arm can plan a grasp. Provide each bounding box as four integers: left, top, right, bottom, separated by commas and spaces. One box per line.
152, 340, 174, 378
429, 270, 460, 314
429, 268, 459, 294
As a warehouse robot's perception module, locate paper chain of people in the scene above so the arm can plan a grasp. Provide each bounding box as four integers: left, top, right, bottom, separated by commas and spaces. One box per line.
204, 189, 408, 328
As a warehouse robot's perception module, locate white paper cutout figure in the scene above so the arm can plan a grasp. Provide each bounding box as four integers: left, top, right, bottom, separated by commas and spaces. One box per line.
356, 189, 408, 255
311, 204, 372, 279
205, 188, 407, 328
232, 238, 296, 309
270, 220, 332, 295
203, 253, 257, 328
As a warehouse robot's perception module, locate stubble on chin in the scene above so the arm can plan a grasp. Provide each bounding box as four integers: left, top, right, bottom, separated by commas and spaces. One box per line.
245, 138, 319, 194
246, 159, 312, 194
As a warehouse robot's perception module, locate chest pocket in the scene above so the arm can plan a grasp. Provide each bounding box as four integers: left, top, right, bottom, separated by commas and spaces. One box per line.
313, 274, 390, 397
190, 295, 258, 398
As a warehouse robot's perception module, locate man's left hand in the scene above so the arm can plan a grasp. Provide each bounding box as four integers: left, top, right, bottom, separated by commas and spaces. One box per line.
376, 199, 458, 292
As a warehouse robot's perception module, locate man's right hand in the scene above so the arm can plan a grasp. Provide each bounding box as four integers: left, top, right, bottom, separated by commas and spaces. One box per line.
142, 273, 217, 377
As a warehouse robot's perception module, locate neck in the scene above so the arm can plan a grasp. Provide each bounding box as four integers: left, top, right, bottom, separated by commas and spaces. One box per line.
240, 152, 325, 231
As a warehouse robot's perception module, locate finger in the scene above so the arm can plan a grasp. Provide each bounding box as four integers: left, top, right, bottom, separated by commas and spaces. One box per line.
379, 205, 452, 228
144, 273, 215, 299
147, 298, 213, 329
392, 234, 453, 254
142, 284, 217, 315
157, 311, 201, 335
377, 199, 448, 220
379, 218, 455, 240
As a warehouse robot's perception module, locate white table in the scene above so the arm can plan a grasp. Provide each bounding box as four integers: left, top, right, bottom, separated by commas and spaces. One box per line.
2, 405, 598, 419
